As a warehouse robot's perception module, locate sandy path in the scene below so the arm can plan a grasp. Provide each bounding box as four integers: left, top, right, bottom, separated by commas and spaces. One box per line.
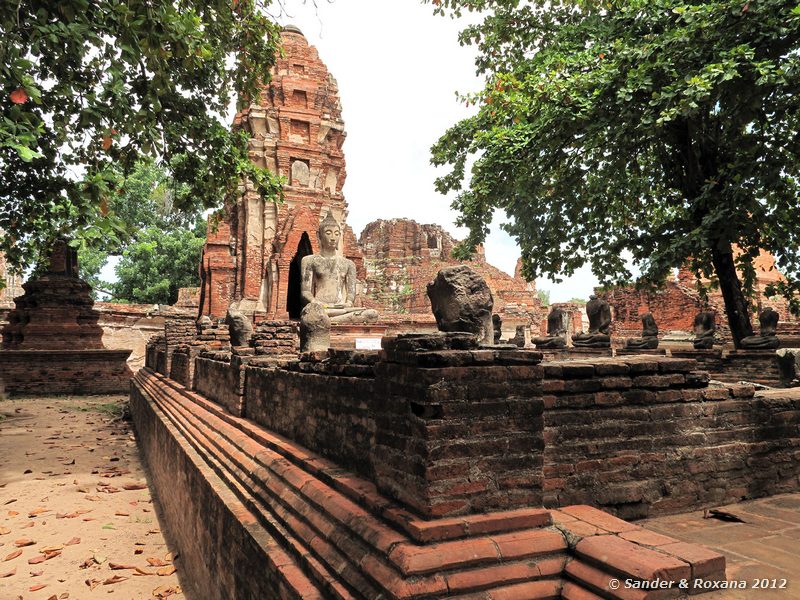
0, 396, 183, 599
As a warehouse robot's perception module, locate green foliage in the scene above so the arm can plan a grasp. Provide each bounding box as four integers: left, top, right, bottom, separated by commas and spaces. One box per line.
111, 223, 205, 305
0, 0, 283, 272
537, 289, 550, 306
427, 0, 800, 323
75, 160, 207, 300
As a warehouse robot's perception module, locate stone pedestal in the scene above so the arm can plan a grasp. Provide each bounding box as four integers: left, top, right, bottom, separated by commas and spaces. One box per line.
616, 348, 668, 356
566, 347, 613, 358
330, 323, 388, 349
720, 350, 781, 386
670, 348, 724, 372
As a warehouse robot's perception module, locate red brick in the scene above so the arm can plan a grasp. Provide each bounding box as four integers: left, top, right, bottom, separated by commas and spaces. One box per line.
575, 535, 691, 582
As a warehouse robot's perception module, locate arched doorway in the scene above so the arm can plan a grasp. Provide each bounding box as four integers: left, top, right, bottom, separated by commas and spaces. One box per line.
286, 232, 313, 319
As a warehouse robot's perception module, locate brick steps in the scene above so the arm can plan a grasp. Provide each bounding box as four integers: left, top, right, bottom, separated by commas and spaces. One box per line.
132, 368, 728, 600
134, 369, 572, 598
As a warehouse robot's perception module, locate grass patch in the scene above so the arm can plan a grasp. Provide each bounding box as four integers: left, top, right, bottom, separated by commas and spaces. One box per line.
64, 400, 127, 419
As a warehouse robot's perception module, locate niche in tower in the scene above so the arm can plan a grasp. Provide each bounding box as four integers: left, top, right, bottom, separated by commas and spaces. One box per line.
286, 232, 313, 319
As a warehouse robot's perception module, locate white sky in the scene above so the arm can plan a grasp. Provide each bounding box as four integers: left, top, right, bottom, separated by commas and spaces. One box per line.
277, 0, 598, 302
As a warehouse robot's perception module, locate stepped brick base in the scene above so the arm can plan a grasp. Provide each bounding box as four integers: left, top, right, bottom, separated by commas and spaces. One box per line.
131, 369, 726, 599
0, 349, 132, 395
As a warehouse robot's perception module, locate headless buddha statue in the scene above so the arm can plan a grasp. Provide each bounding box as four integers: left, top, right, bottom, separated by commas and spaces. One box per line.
692, 311, 716, 349
300, 212, 378, 324
625, 312, 659, 350
532, 307, 568, 349
739, 308, 780, 350
572, 295, 612, 348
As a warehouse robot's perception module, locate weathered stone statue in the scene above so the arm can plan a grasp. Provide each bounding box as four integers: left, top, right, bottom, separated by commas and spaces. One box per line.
572, 295, 612, 348
625, 312, 659, 350
532, 307, 567, 349
739, 308, 780, 350
300, 212, 378, 324
427, 265, 494, 344
776, 348, 800, 387
492, 314, 502, 344
299, 302, 331, 352
692, 311, 716, 349
225, 308, 254, 347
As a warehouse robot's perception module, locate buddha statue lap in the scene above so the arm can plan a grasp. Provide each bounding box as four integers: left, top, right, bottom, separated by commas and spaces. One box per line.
572, 295, 612, 348
300, 212, 378, 324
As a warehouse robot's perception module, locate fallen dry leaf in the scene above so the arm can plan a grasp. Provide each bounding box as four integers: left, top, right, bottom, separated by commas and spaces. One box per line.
1, 567, 16, 577
109, 562, 137, 570
0, 527, 10, 535
156, 565, 176, 576
146, 557, 168, 567
44, 550, 61, 560
79, 557, 95, 569
134, 548, 143, 555
28, 555, 46, 565
152, 585, 182, 598
103, 574, 128, 585
28, 507, 47, 517
85, 578, 101, 590
29, 584, 47, 591
133, 566, 154, 576
14, 538, 35, 547
39, 545, 62, 553
114, 511, 130, 517
4, 549, 23, 561
64, 537, 80, 546
30, 569, 43, 576
122, 482, 147, 491
8, 510, 19, 516
3, 499, 17, 505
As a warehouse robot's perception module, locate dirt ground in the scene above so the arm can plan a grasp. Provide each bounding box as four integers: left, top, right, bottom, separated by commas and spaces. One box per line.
0, 395, 183, 600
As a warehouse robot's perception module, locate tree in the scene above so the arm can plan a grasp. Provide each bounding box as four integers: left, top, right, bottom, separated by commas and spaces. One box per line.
428, 0, 800, 347
111, 220, 206, 305
76, 160, 205, 300
1, 0, 283, 273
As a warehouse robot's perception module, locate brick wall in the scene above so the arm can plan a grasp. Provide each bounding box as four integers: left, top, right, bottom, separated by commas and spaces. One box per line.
0, 349, 132, 395
194, 353, 247, 416
541, 356, 800, 519
158, 334, 800, 521
245, 351, 377, 479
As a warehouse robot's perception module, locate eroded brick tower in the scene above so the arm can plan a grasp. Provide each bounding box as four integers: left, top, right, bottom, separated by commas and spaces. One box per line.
199, 26, 364, 320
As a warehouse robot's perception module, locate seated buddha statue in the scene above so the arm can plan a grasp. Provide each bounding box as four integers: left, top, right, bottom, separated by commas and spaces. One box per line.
532, 307, 568, 349
300, 212, 378, 324
739, 308, 780, 350
692, 311, 716, 349
625, 312, 659, 350
572, 295, 612, 348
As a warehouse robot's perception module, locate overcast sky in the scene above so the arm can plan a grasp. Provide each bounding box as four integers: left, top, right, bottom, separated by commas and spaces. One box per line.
276, 0, 599, 302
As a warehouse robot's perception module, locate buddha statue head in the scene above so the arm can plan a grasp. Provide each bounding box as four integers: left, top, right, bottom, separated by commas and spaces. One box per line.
318, 211, 341, 254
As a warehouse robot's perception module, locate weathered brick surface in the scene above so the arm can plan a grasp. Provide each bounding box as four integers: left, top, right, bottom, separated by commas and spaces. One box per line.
0, 349, 132, 395
541, 356, 800, 519
601, 251, 800, 343
195, 354, 247, 416
244, 336, 546, 518
131, 368, 727, 599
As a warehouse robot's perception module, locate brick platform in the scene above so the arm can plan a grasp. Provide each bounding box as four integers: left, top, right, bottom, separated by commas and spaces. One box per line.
0, 349, 132, 395
131, 368, 727, 599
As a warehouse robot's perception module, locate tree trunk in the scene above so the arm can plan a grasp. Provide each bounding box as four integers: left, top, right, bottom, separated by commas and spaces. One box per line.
711, 244, 754, 348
